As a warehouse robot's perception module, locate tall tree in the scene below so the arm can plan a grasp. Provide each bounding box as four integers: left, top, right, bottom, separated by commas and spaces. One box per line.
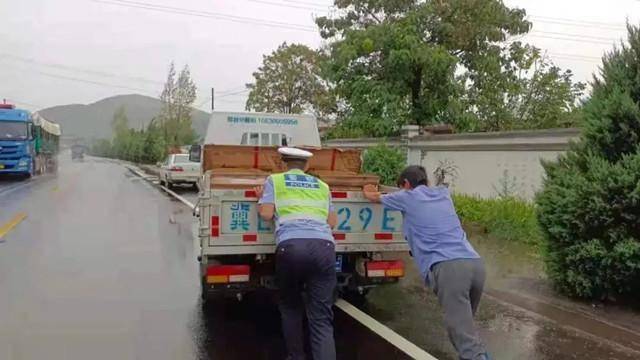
536, 24, 640, 300
318, 0, 584, 137
159, 62, 197, 145
111, 106, 130, 159
245, 42, 335, 123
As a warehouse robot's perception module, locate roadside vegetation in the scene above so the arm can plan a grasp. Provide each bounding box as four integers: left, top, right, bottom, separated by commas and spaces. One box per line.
536, 24, 640, 300
453, 195, 543, 248
90, 62, 197, 163
362, 144, 406, 186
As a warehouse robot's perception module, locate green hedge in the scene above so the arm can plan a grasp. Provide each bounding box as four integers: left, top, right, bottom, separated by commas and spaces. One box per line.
453, 194, 543, 246
362, 143, 406, 186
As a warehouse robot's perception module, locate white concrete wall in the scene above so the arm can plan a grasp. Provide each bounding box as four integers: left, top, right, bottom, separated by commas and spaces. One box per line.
421, 149, 564, 199
325, 128, 580, 200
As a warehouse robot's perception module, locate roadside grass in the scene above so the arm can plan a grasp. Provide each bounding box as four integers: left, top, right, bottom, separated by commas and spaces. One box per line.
452, 194, 543, 248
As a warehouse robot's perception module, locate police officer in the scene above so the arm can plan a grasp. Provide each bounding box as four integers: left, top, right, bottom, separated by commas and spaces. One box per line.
255, 147, 338, 360
363, 165, 490, 360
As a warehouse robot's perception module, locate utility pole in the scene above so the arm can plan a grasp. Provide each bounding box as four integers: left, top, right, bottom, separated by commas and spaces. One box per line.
211, 88, 216, 111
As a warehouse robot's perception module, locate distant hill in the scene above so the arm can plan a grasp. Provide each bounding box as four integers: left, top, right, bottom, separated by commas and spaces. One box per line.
39, 94, 210, 140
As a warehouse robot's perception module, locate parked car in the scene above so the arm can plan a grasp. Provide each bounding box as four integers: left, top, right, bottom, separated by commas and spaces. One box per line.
158, 153, 200, 189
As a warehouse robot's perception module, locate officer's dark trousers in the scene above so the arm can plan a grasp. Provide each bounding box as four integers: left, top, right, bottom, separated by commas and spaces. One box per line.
276, 238, 336, 360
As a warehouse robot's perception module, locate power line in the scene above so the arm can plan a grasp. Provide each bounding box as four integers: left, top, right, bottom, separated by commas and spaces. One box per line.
0, 60, 159, 95
217, 86, 249, 95
549, 52, 602, 61
529, 15, 627, 30
0, 53, 165, 86
282, 0, 332, 7
92, 0, 317, 32
527, 33, 617, 46
1, 56, 249, 108
532, 30, 621, 43
247, 0, 328, 12
217, 89, 250, 98
551, 55, 601, 63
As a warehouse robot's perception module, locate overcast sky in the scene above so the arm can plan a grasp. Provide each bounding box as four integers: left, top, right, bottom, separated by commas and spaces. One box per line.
1, 0, 638, 113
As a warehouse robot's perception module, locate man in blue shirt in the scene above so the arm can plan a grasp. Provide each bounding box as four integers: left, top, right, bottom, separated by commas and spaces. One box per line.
256, 147, 337, 360
363, 165, 489, 360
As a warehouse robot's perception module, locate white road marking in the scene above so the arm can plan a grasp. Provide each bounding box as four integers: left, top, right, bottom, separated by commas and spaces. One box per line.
125, 165, 195, 210
157, 185, 196, 210
0, 177, 44, 197
335, 299, 438, 360
126, 162, 437, 359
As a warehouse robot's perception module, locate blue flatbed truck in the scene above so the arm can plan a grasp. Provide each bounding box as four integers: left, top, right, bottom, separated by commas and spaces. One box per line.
0, 102, 61, 177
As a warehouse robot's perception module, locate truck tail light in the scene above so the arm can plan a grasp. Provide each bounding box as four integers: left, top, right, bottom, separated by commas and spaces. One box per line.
331, 191, 348, 199
169, 166, 183, 172
244, 190, 257, 198
206, 265, 250, 284
374, 233, 394, 240
211, 216, 220, 237
365, 260, 404, 278
333, 233, 346, 241
242, 234, 257, 242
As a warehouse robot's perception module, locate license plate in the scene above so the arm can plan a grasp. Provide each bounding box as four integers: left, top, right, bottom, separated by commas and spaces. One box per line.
335, 255, 343, 272
219, 201, 402, 234
334, 204, 402, 233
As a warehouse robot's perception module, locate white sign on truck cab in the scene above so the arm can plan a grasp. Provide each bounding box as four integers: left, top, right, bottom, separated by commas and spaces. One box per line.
204, 111, 321, 146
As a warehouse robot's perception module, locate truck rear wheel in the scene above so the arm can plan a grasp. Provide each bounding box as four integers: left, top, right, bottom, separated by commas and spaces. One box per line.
341, 288, 370, 306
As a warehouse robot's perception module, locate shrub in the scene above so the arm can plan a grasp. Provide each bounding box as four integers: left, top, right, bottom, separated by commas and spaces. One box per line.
535, 24, 640, 300
362, 143, 406, 186
453, 195, 543, 246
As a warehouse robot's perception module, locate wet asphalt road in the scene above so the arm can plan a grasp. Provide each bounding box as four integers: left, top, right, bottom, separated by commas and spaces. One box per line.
4, 156, 640, 360
0, 157, 412, 360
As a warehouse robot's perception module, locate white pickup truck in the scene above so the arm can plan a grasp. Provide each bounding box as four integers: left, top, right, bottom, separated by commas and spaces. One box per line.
191, 111, 409, 301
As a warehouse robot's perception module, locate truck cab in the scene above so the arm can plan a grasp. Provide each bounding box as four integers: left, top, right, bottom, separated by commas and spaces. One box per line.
0, 103, 61, 177
0, 104, 35, 176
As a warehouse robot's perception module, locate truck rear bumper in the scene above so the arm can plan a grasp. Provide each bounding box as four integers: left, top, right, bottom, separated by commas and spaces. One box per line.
199, 253, 406, 301
201, 243, 410, 255
167, 173, 199, 183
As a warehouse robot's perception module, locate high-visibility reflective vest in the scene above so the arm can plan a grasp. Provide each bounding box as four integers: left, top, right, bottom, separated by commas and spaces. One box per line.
272, 169, 330, 224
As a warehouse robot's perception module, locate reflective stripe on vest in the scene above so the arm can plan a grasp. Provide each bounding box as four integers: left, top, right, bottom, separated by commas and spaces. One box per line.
272, 169, 330, 225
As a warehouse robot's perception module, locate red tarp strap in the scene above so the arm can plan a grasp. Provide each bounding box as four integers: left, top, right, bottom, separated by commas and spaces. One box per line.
330, 149, 337, 171
253, 146, 259, 169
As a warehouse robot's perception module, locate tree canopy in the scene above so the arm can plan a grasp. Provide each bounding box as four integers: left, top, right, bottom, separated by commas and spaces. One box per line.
245, 42, 336, 124
90, 61, 199, 163
159, 62, 197, 146
316, 0, 585, 137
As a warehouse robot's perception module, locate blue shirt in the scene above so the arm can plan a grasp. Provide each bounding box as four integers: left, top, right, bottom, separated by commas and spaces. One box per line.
259, 175, 334, 245
381, 185, 480, 285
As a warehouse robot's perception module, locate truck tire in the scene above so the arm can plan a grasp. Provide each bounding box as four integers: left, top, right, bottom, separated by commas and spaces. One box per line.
342, 288, 369, 306
201, 280, 209, 302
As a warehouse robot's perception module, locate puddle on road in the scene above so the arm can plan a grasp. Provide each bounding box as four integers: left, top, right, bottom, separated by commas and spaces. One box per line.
360, 230, 640, 360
